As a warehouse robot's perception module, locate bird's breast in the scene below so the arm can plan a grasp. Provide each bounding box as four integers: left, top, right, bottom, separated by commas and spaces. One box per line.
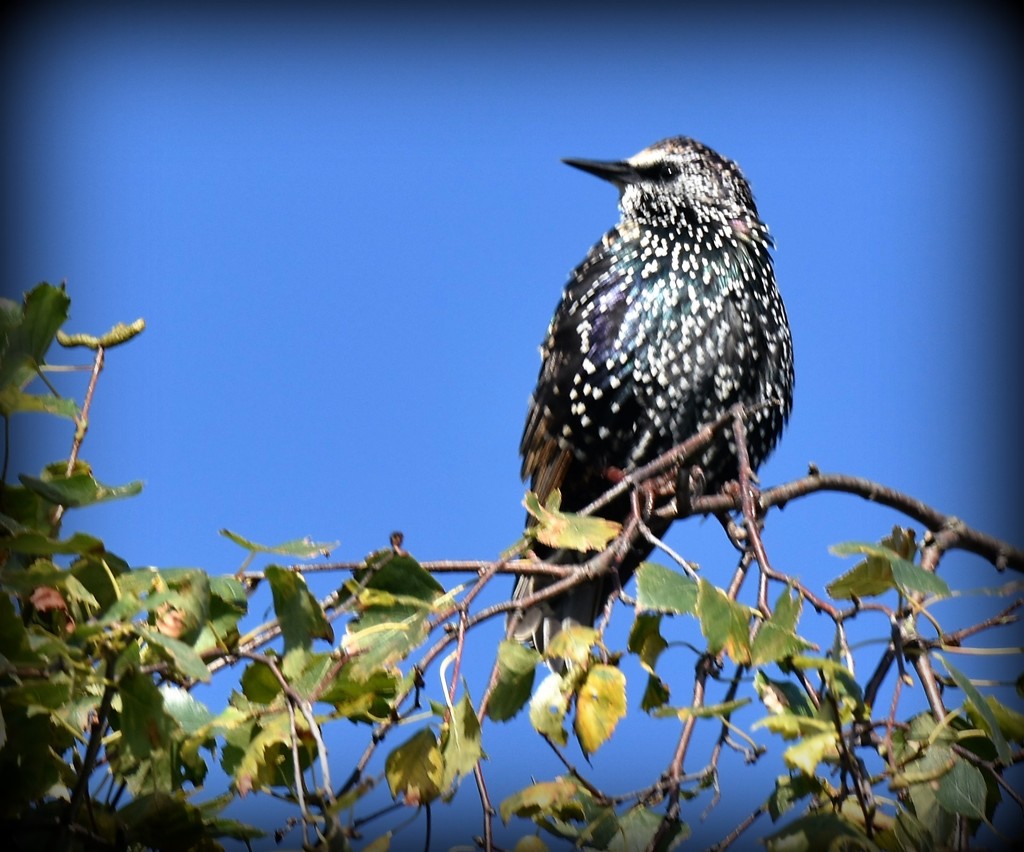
539, 216, 792, 484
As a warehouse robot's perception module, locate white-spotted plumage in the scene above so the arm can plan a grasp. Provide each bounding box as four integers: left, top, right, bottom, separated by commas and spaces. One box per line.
512, 137, 794, 660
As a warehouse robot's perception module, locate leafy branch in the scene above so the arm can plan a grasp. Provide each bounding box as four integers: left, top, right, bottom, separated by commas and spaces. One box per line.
2, 283, 1021, 852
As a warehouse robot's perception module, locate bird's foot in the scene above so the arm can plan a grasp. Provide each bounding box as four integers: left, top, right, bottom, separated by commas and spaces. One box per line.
719, 513, 748, 552
603, 465, 627, 484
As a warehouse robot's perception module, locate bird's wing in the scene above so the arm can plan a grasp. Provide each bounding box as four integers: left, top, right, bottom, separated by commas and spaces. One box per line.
522, 217, 781, 499
519, 228, 640, 505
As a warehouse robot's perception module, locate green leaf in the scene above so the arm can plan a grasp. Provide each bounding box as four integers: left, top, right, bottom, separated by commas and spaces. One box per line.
317, 666, 398, 722
751, 587, 814, 666
357, 550, 445, 599
893, 727, 957, 843
220, 528, 338, 558
0, 388, 78, 419
0, 595, 36, 665
203, 817, 266, 843
835, 530, 910, 561
192, 574, 247, 656
512, 837, 549, 852
240, 655, 284, 704
826, 553, 891, 599
0, 490, 51, 535
0, 283, 70, 394
67, 551, 130, 615
279, 647, 336, 699
883, 526, 918, 559
766, 773, 827, 821
529, 671, 571, 746
361, 833, 392, 852
524, 490, 620, 552
828, 540, 950, 600
750, 621, 814, 666
771, 586, 802, 633
118, 791, 205, 850
763, 812, 878, 851
1, 674, 73, 712
672, 697, 750, 721
0, 705, 68, 814
384, 727, 443, 806
754, 672, 817, 718
574, 664, 627, 756
0, 558, 100, 615
967, 695, 1024, 744
343, 610, 429, 677
123, 567, 211, 645
885, 809, 935, 852
782, 731, 838, 776
228, 712, 304, 794
890, 558, 951, 598
160, 685, 214, 735
19, 471, 143, 508
499, 777, 585, 824
937, 653, 1012, 764
628, 613, 668, 674
1, 529, 105, 556
265, 565, 334, 652
343, 552, 444, 677
696, 579, 752, 664
440, 692, 484, 792
118, 670, 177, 763
135, 625, 212, 683
528, 787, 619, 847
608, 804, 689, 851
755, 713, 834, 741
487, 640, 540, 722
934, 757, 988, 821
788, 655, 864, 708
634, 562, 697, 615
220, 718, 258, 795
545, 624, 598, 668
640, 674, 671, 712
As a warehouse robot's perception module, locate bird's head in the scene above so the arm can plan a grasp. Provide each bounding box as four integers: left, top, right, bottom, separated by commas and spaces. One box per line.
563, 136, 760, 225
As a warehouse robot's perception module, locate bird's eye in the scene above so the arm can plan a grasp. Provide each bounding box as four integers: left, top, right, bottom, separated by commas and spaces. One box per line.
658, 163, 678, 181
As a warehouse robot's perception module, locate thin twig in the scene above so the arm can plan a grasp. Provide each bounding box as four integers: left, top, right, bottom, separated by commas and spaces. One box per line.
942, 599, 1023, 645
909, 651, 948, 724
50, 344, 105, 533
238, 651, 331, 841
708, 804, 767, 851
760, 473, 1023, 572
472, 762, 496, 852
635, 515, 699, 579
951, 743, 1024, 809
57, 654, 117, 847
648, 654, 714, 852
285, 694, 310, 845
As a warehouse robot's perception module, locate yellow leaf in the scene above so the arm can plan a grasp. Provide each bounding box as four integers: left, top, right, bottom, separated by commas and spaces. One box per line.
524, 491, 620, 552
545, 625, 598, 668
499, 777, 584, 823
783, 731, 838, 776
512, 837, 549, 852
574, 664, 627, 755
384, 728, 443, 806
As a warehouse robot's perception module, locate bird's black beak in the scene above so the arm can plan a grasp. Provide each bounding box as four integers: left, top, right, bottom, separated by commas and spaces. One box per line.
562, 157, 640, 187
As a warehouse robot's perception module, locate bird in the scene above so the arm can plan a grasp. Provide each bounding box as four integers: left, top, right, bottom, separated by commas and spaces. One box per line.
511, 136, 794, 660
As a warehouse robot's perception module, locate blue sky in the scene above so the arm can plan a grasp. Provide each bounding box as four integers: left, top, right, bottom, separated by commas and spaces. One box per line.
4, 4, 1022, 849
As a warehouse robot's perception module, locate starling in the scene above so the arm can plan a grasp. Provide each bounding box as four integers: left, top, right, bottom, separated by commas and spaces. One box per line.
512, 136, 794, 657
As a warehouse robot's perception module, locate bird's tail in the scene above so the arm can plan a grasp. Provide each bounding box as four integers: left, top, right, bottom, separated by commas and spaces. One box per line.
509, 564, 608, 659
509, 461, 676, 667
508, 513, 670, 667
